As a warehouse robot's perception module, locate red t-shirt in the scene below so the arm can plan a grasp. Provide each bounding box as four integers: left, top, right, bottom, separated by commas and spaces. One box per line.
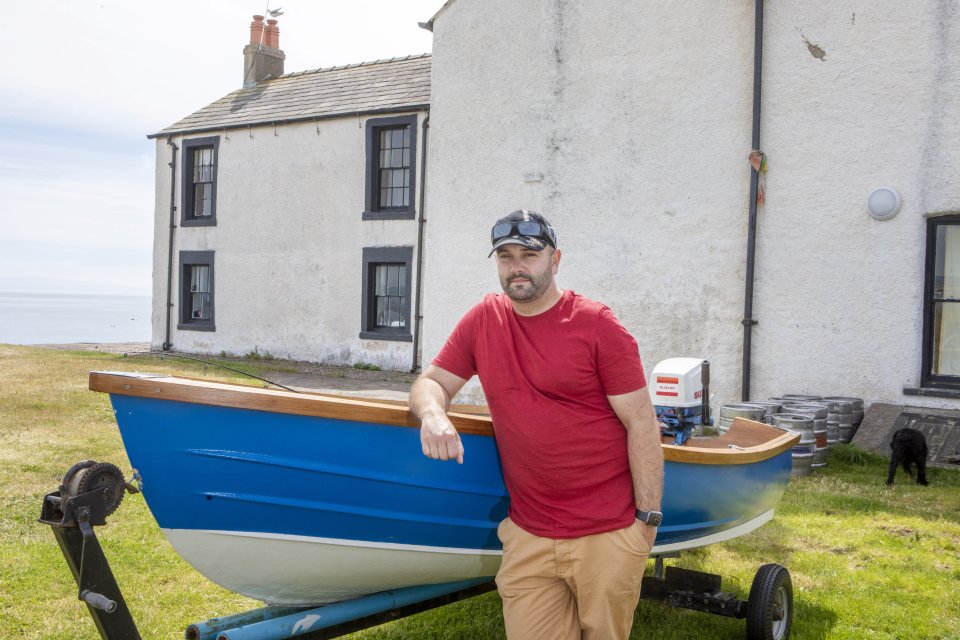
433, 290, 647, 538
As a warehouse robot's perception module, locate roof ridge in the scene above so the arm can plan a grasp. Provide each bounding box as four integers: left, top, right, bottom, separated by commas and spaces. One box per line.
150, 52, 431, 138
277, 52, 431, 80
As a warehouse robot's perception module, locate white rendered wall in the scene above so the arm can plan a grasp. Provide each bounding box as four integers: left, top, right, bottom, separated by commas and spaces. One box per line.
151, 112, 426, 370
423, 0, 960, 409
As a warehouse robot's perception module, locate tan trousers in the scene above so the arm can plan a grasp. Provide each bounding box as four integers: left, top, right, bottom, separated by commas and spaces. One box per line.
496, 517, 651, 640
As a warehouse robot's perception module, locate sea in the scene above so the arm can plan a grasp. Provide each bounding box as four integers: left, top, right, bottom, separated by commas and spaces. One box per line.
0, 291, 152, 345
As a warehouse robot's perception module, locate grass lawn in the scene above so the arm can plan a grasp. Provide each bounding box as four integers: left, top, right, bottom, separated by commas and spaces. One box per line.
1, 345, 958, 639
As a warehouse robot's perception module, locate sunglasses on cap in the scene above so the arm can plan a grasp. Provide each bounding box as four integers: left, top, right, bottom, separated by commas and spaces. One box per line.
490, 220, 557, 248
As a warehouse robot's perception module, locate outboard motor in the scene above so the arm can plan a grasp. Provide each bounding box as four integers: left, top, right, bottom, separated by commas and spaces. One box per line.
650, 358, 712, 446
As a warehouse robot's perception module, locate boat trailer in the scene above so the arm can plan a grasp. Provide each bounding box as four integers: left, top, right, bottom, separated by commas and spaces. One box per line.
38, 460, 497, 640
40, 461, 792, 640
641, 555, 792, 640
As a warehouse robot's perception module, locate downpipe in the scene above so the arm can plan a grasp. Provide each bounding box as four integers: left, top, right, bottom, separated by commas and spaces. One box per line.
741, 0, 763, 401
163, 137, 178, 351
410, 112, 430, 373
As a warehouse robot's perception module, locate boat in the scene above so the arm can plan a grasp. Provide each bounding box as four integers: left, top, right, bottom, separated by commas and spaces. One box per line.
89, 370, 800, 607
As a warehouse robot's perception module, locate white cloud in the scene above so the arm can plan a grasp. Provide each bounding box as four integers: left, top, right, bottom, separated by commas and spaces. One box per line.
0, 128, 153, 249
0, 0, 442, 294
1, 0, 439, 135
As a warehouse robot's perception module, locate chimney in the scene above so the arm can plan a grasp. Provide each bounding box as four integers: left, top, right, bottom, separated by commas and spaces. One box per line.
243, 14, 285, 88
265, 19, 280, 48
249, 14, 264, 45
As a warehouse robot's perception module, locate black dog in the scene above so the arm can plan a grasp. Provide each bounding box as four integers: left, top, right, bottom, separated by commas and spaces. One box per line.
886, 428, 929, 486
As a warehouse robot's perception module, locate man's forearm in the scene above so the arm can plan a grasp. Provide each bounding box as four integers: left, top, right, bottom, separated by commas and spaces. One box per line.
409, 376, 452, 421
627, 415, 664, 511
608, 389, 665, 512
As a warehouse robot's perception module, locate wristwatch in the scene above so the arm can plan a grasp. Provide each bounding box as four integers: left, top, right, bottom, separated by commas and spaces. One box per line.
635, 509, 663, 527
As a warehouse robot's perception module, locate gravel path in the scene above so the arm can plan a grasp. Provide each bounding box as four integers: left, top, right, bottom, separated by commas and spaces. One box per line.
30, 342, 151, 355
28, 342, 413, 399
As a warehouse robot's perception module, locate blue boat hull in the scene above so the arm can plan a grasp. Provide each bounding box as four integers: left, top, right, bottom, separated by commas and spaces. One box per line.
99, 374, 795, 605
113, 396, 508, 552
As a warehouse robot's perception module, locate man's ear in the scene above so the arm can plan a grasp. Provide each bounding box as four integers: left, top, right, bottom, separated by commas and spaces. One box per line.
552, 248, 561, 273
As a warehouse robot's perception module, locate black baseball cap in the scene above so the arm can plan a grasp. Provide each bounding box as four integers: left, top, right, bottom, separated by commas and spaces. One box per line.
488, 209, 558, 257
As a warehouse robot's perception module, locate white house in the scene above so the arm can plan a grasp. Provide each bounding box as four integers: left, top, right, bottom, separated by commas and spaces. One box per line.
149, 16, 430, 371
150, 4, 960, 418
420, 0, 960, 410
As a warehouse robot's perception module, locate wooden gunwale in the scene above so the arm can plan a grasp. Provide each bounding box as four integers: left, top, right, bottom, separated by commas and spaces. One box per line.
293, 389, 490, 416
663, 419, 801, 465
90, 373, 799, 463
94, 371, 491, 415
89, 371, 493, 436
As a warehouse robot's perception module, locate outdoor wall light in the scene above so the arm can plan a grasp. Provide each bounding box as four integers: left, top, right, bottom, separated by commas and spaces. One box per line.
867, 187, 902, 220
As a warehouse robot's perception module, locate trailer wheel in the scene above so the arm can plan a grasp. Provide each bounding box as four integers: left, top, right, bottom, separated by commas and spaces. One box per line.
746, 563, 792, 640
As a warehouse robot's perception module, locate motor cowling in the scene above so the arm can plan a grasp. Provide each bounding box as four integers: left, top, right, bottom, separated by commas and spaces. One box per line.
649, 358, 711, 445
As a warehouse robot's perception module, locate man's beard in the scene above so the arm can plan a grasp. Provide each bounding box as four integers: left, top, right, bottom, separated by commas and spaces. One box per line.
500, 269, 552, 302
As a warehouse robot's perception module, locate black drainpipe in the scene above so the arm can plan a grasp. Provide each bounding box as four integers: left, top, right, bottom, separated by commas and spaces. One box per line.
163, 137, 178, 351
741, 0, 764, 401
411, 111, 430, 373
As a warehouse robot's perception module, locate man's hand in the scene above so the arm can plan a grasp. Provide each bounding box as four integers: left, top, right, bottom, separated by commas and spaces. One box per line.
409, 365, 469, 464
420, 411, 464, 464
636, 519, 657, 550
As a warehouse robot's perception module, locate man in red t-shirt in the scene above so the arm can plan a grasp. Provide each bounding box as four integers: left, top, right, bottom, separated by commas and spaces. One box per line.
410, 209, 664, 640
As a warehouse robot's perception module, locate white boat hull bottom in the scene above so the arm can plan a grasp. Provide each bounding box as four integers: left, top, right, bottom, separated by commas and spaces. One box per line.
164, 510, 775, 606
164, 529, 503, 606
649, 509, 775, 554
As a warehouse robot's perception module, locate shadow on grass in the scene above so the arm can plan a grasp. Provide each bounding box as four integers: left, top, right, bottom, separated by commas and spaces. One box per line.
352, 585, 838, 640
790, 598, 839, 640
634, 543, 841, 639
633, 580, 838, 640
353, 590, 505, 639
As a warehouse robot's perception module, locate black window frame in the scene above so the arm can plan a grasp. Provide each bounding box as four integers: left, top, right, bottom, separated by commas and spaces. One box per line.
921, 215, 960, 388
360, 246, 413, 342
178, 250, 216, 331
181, 136, 220, 227
363, 115, 417, 221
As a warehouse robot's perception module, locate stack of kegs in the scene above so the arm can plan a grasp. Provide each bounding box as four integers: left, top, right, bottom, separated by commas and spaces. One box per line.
781, 394, 821, 403
809, 399, 841, 449
717, 403, 767, 433
743, 400, 783, 424
821, 397, 864, 442
771, 413, 816, 477
780, 403, 829, 469
717, 393, 865, 478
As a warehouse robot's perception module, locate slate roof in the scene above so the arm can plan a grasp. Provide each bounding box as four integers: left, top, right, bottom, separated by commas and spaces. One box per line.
149, 54, 431, 139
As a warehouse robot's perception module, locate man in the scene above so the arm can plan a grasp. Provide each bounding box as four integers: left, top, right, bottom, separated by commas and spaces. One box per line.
409, 209, 664, 640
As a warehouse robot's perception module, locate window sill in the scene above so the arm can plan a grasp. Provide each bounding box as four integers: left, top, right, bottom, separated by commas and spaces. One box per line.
359, 331, 412, 343
180, 217, 217, 227
903, 386, 960, 400
362, 210, 416, 221
178, 322, 216, 332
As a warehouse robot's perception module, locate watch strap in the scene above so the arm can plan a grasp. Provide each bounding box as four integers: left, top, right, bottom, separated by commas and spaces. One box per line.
635, 509, 663, 526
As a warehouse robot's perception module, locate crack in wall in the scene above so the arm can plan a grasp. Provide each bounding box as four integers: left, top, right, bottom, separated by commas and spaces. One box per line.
919, 0, 956, 214
545, 0, 569, 204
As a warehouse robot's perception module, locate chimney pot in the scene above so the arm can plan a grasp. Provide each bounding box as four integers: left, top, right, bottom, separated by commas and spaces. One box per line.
249, 15, 265, 45
266, 19, 280, 49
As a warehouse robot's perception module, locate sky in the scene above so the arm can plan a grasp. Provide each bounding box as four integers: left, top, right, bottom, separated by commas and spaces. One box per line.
0, 0, 441, 295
